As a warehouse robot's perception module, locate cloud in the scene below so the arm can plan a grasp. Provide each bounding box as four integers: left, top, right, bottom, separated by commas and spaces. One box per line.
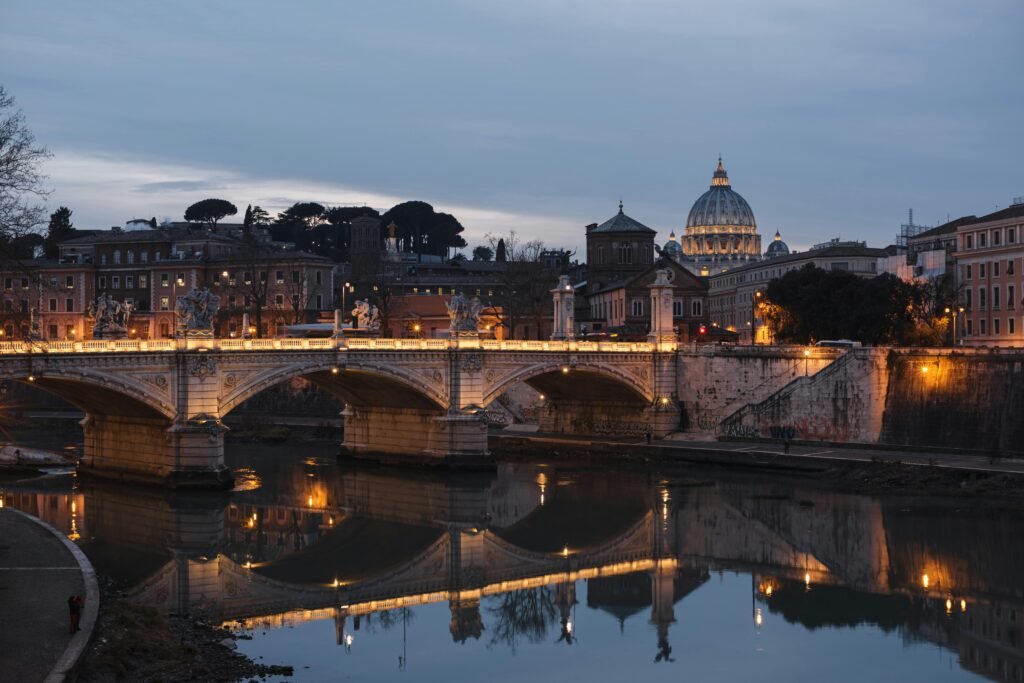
134, 179, 227, 193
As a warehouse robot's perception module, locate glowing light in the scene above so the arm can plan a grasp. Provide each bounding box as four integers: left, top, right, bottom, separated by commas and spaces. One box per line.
333, 578, 340, 588
345, 634, 354, 647
755, 608, 763, 626
0, 497, 4, 508
566, 620, 573, 633
946, 598, 952, 613
561, 366, 570, 374
561, 546, 569, 557
805, 572, 811, 588
803, 349, 810, 357
71, 500, 76, 514
245, 561, 252, 569
331, 367, 339, 374
960, 599, 967, 612
922, 573, 930, 588
27, 375, 35, 382
766, 585, 773, 597
308, 495, 313, 507
660, 397, 669, 405
328, 517, 334, 526
538, 394, 545, 400
920, 366, 929, 374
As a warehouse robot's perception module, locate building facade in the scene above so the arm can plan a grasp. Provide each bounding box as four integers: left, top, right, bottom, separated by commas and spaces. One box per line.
955, 202, 1024, 346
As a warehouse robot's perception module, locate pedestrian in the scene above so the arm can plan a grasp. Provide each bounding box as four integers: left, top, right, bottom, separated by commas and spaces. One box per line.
68, 594, 83, 633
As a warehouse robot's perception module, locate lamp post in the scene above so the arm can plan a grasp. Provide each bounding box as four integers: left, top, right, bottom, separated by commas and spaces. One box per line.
944, 306, 964, 347
751, 291, 762, 345
341, 281, 351, 317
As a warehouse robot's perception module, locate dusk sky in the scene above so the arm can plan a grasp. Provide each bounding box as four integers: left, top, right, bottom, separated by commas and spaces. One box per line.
2, 0, 1022, 254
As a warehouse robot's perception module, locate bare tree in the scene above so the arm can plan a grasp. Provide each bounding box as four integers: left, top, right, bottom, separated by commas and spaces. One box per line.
226, 236, 275, 337
281, 266, 312, 324
0, 86, 50, 250
484, 231, 552, 339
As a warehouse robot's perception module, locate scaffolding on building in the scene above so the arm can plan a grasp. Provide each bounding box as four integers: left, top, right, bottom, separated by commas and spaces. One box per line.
896, 209, 933, 248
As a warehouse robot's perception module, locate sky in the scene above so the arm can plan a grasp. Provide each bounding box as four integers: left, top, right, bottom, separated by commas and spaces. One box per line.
2, 0, 1022, 255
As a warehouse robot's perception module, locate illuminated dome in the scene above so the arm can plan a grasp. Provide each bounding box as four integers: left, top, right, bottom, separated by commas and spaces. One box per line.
679, 158, 762, 275
686, 158, 757, 230
765, 230, 790, 258
662, 230, 683, 258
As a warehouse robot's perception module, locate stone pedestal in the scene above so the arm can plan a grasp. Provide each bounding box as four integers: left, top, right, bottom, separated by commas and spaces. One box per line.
550, 275, 575, 341
648, 269, 676, 345
341, 406, 489, 463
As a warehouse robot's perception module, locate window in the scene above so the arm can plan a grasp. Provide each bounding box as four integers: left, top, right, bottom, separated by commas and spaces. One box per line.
48, 298, 57, 312
112, 276, 120, 289
966, 234, 974, 249
980, 287, 987, 309
126, 276, 134, 289
673, 299, 684, 316
631, 298, 644, 316
3, 278, 10, 290
1008, 260, 1015, 276
965, 289, 973, 308
113, 250, 121, 264
980, 263, 986, 278
49, 277, 57, 288
980, 319, 987, 335
161, 274, 169, 287
291, 270, 299, 284
993, 286, 1000, 309
1010, 285, 1016, 309
140, 251, 148, 263
994, 318, 1001, 335
275, 271, 284, 284
159, 322, 169, 338
617, 244, 633, 264
244, 271, 252, 285
692, 299, 703, 317
160, 296, 169, 310
139, 275, 147, 288
291, 294, 299, 307
259, 271, 267, 283
966, 264, 972, 279
48, 324, 58, 339
993, 231, 1001, 246
597, 245, 605, 264
275, 294, 284, 306
1010, 228, 1017, 244
315, 294, 323, 309
127, 251, 134, 264
20, 278, 28, 290
66, 298, 74, 312
315, 271, 323, 286
228, 296, 236, 308
98, 276, 106, 289
979, 232, 987, 247
994, 262, 1000, 277
65, 275, 74, 288
831, 262, 850, 271
100, 254, 107, 265
1011, 318, 1016, 335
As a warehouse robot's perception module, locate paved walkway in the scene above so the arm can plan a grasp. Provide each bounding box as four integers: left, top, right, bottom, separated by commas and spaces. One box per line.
0, 508, 98, 683
494, 431, 1024, 476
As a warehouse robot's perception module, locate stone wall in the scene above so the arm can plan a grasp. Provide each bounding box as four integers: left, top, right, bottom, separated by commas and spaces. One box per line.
717, 349, 891, 443
676, 346, 841, 435
880, 350, 1024, 454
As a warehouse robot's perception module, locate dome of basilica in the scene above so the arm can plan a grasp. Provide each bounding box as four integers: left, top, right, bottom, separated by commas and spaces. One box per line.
765, 230, 790, 258
662, 230, 683, 258
686, 158, 757, 230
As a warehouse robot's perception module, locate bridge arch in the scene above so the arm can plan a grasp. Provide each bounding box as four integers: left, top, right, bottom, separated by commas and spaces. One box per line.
3, 365, 175, 420
219, 357, 448, 417
482, 359, 654, 408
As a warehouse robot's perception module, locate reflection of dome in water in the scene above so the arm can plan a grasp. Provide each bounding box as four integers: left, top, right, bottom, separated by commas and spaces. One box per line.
765, 230, 790, 258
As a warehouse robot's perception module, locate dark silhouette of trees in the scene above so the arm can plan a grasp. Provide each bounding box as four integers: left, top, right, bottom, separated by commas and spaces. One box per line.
487, 587, 557, 653
472, 245, 493, 261
269, 204, 378, 261
763, 264, 936, 345
0, 86, 50, 260
495, 238, 507, 262
184, 198, 237, 229
484, 232, 552, 339
43, 206, 73, 259
379, 201, 466, 258
242, 204, 270, 233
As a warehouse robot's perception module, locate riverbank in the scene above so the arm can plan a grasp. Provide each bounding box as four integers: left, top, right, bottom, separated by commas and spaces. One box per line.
491, 432, 1024, 500
0, 508, 98, 683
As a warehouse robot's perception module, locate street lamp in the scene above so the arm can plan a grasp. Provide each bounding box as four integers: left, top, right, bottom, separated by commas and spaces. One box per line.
944, 306, 964, 346
751, 291, 762, 345
803, 348, 810, 376
341, 281, 351, 317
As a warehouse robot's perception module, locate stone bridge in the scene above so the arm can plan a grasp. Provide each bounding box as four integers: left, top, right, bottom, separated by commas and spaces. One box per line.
0, 337, 680, 487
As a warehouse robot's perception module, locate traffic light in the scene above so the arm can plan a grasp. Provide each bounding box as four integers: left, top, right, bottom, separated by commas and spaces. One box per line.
698, 324, 707, 336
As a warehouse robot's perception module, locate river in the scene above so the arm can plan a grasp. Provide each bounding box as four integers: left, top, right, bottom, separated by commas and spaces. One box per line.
2, 441, 1021, 682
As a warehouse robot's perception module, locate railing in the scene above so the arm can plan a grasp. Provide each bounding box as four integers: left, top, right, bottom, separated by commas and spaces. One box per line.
0, 337, 671, 355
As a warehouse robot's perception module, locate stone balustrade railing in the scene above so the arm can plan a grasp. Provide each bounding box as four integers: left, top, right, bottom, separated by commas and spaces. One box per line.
0, 337, 673, 355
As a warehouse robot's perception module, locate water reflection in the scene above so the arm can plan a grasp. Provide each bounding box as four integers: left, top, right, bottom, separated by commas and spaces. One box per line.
4, 450, 1024, 681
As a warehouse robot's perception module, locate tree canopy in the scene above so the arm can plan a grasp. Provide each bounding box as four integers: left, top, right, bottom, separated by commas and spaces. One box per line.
472, 245, 493, 261
0, 86, 50, 259
43, 206, 73, 259
184, 198, 237, 228
379, 200, 466, 258
763, 264, 940, 346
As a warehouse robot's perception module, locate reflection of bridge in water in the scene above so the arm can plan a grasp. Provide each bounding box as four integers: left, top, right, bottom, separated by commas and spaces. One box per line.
5, 461, 1018, 677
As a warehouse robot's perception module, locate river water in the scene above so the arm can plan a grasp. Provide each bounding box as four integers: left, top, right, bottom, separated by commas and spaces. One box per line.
3, 442, 1022, 682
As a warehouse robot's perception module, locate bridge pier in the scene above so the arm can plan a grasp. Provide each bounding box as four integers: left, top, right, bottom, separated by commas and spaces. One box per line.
340, 406, 488, 463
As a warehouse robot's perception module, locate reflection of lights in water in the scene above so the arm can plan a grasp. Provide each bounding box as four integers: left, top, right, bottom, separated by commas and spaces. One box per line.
232, 468, 262, 492
946, 598, 953, 613
566, 621, 573, 634
328, 517, 333, 526
0, 497, 4, 508
333, 578, 340, 588
561, 546, 569, 557
805, 572, 811, 589
961, 599, 967, 613
245, 561, 252, 569
755, 608, 763, 627
765, 585, 773, 597
308, 495, 313, 507
922, 573, 930, 589
345, 634, 354, 647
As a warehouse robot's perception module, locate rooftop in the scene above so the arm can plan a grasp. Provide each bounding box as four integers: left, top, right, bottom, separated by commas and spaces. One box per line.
588, 202, 657, 234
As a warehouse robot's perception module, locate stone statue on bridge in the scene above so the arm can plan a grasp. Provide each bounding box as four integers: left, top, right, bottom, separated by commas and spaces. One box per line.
175, 287, 220, 338
447, 292, 482, 337
351, 300, 381, 334
87, 292, 133, 339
